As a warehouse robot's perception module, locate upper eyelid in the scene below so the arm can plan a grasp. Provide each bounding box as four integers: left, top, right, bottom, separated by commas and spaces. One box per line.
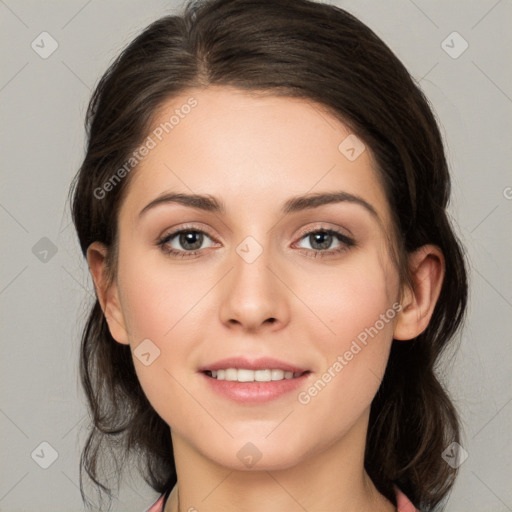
158, 224, 215, 242
295, 222, 353, 239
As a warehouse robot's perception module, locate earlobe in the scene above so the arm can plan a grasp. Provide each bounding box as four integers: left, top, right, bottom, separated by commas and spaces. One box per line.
393, 245, 445, 341
86, 241, 130, 345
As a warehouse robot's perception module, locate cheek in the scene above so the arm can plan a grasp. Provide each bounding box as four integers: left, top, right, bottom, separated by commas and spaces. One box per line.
119, 251, 204, 342
116, 269, 191, 433
116, 251, 212, 416
305, 248, 398, 347
296, 250, 398, 412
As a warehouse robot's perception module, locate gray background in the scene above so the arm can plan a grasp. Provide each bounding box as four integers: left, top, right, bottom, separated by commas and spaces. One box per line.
1, 1, 511, 511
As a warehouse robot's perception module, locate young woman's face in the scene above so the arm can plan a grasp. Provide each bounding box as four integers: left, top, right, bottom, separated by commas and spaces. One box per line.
110, 86, 402, 470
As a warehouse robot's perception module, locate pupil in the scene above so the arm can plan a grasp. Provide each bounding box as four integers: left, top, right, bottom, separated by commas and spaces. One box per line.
180, 231, 203, 250
311, 232, 332, 250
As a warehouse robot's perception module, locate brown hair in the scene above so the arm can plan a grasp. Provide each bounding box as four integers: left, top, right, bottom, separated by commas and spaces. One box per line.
69, 0, 468, 510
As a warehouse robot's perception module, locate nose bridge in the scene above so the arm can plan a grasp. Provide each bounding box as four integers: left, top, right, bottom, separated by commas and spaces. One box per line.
218, 232, 288, 330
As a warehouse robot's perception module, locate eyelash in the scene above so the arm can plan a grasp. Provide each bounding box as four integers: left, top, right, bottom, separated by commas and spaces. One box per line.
156, 224, 356, 259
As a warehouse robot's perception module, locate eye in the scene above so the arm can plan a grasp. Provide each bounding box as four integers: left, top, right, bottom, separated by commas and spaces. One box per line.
294, 227, 356, 258
157, 226, 217, 258
156, 224, 356, 259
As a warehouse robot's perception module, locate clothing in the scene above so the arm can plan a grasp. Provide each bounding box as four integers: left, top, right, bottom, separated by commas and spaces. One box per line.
144, 485, 171, 512
144, 484, 419, 511
394, 485, 419, 512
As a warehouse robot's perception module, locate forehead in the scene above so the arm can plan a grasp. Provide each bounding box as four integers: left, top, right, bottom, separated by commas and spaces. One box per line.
120, 86, 392, 229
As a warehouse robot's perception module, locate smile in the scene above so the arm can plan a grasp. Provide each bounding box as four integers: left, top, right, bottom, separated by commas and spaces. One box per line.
204, 368, 307, 382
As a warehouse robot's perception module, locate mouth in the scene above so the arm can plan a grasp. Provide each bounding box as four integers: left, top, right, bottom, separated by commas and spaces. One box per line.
199, 357, 312, 403
204, 368, 309, 382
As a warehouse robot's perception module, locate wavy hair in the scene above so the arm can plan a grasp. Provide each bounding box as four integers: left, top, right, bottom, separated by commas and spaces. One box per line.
69, 0, 468, 510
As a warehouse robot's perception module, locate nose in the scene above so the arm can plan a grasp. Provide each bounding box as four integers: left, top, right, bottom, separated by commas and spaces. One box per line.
218, 240, 290, 333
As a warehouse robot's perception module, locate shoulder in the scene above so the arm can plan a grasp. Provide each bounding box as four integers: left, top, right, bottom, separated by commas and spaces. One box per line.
394, 485, 419, 512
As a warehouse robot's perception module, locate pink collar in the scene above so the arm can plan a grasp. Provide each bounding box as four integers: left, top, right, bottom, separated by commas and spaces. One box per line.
394, 484, 419, 512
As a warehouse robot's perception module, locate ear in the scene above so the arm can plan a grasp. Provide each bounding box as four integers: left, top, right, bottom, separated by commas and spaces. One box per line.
393, 244, 445, 340
86, 241, 130, 345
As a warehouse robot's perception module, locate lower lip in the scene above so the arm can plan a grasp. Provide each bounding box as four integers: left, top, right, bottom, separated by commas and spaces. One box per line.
201, 372, 311, 403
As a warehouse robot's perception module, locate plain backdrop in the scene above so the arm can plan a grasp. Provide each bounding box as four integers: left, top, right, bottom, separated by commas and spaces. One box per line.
1, 1, 511, 511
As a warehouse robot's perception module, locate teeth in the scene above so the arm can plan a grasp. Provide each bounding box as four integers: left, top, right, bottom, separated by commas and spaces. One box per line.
225, 368, 237, 381
255, 369, 272, 381
271, 369, 284, 380
208, 368, 303, 382
239, 369, 258, 382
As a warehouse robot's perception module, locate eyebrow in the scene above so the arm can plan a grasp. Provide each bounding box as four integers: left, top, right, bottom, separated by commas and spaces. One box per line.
138, 191, 379, 220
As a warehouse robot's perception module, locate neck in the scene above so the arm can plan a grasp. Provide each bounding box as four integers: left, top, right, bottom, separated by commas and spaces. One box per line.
164, 410, 396, 512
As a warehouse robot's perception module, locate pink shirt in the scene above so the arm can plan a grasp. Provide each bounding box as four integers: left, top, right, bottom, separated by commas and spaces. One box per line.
144, 485, 418, 511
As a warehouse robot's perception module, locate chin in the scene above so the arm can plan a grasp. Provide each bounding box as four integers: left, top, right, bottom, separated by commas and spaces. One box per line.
195, 433, 312, 472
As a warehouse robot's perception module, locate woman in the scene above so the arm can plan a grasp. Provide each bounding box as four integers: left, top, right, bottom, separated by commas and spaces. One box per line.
70, 0, 468, 510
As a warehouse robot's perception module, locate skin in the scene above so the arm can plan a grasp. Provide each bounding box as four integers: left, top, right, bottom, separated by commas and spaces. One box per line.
87, 86, 444, 512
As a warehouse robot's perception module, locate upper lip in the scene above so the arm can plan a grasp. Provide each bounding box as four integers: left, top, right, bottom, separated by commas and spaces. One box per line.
198, 357, 309, 374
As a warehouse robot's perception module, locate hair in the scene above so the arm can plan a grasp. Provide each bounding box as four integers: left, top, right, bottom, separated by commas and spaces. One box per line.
69, 0, 468, 510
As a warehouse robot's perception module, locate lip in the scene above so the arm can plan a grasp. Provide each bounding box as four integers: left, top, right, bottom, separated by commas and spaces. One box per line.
198, 357, 311, 404
198, 356, 308, 374
201, 372, 311, 403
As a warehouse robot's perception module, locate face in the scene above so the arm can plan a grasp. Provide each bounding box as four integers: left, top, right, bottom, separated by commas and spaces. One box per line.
105, 86, 403, 470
